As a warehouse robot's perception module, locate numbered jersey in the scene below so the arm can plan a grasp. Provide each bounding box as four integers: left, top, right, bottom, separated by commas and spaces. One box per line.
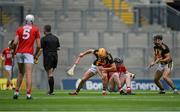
2, 47, 12, 65
16, 24, 40, 54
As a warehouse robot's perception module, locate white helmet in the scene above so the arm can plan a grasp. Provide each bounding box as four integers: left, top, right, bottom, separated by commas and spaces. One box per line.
25, 14, 34, 24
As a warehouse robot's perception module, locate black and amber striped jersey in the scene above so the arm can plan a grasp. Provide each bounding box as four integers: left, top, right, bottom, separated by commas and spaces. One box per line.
154, 43, 172, 64
93, 50, 114, 66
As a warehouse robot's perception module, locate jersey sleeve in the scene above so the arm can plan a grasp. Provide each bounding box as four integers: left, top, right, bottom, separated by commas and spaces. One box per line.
93, 49, 98, 57
108, 53, 114, 64
164, 45, 170, 54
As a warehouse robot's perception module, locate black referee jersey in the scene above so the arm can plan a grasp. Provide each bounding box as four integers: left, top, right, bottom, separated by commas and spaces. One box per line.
41, 33, 60, 70
41, 33, 60, 55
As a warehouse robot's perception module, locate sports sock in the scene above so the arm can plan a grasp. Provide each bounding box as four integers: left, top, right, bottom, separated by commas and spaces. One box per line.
48, 76, 54, 93
103, 86, 107, 91
15, 89, 19, 95
76, 80, 85, 93
26, 88, 31, 95
118, 86, 123, 92
160, 88, 165, 91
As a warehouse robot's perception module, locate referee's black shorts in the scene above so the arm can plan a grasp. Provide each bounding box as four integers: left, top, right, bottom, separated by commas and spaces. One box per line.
43, 53, 58, 71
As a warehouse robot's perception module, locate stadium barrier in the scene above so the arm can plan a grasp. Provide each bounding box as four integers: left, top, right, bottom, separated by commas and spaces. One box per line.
0, 78, 26, 90
62, 79, 180, 90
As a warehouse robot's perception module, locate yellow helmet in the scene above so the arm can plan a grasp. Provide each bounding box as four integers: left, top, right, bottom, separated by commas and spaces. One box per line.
97, 48, 107, 58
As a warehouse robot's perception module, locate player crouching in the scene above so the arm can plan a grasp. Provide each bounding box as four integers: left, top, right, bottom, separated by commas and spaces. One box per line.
107, 57, 135, 95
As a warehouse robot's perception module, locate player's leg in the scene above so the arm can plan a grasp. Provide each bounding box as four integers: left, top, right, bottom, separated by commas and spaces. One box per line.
108, 74, 115, 92
6, 69, 13, 89
25, 63, 33, 99
43, 54, 55, 95
154, 70, 164, 94
4, 66, 10, 89
100, 70, 108, 95
22, 53, 34, 99
111, 73, 126, 94
125, 72, 135, 95
162, 64, 178, 94
47, 68, 55, 95
69, 70, 95, 95
13, 63, 25, 99
120, 76, 126, 88
47, 53, 58, 95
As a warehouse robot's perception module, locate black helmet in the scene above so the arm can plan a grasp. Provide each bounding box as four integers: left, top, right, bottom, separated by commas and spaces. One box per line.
114, 57, 123, 64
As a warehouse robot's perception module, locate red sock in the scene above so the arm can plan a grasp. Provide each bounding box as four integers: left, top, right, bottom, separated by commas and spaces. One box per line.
16, 88, 19, 93
26, 89, 31, 95
118, 86, 123, 92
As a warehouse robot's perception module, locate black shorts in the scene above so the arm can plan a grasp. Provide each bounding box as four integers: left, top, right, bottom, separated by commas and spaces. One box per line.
43, 53, 58, 71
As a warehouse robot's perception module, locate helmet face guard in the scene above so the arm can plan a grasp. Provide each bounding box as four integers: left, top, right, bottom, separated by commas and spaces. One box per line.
114, 57, 123, 64
25, 14, 34, 24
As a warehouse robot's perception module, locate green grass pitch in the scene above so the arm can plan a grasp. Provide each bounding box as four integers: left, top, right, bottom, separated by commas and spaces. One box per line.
0, 90, 180, 111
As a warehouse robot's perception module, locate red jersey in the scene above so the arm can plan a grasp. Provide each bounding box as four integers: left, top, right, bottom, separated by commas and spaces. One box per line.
15, 24, 40, 54
108, 64, 127, 80
2, 47, 12, 65
116, 64, 127, 76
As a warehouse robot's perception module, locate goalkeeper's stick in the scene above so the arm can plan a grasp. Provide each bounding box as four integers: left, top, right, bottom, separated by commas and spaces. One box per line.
67, 56, 81, 76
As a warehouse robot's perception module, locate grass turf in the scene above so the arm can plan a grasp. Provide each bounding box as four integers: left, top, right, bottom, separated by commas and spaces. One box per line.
0, 90, 180, 111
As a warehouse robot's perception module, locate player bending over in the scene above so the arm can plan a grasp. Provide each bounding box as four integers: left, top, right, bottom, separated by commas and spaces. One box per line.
69, 48, 116, 95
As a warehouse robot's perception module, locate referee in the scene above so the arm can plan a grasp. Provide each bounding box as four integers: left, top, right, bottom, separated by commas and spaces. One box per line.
41, 25, 60, 95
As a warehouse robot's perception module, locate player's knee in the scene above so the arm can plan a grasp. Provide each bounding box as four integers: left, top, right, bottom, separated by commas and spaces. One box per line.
162, 75, 168, 81
126, 73, 131, 78
154, 77, 159, 82
113, 74, 119, 78
102, 75, 107, 81
81, 79, 86, 82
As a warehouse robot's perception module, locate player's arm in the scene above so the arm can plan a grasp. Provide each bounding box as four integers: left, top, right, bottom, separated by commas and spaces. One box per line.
78, 49, 95, 58
73, 49, 94, 65
12, 35, 19, 58
159, 53, 172, 63
100, 63, 117, 72
149, 52, 161, 67
1, 53, 4, 61
34, 38, 42, 62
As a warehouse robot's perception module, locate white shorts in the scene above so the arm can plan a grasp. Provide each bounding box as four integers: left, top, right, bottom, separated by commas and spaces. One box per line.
16, 53, 34, 64
4, 65, 12, 71
88, 64, 98, 74
157, 62, 173, 71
